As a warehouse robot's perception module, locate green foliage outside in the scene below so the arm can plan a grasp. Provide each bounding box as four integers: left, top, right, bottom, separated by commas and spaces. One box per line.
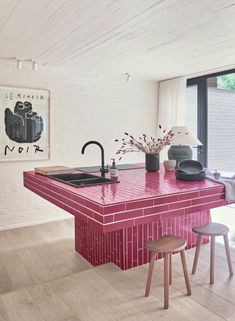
217, 74, 235, 90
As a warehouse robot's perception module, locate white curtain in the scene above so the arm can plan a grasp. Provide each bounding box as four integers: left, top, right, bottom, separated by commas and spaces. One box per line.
158, 76, 186, 129
157, 76, 187, 160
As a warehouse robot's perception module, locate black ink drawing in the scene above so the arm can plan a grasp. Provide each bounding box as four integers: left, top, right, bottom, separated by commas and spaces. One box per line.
4, 101, 44, 143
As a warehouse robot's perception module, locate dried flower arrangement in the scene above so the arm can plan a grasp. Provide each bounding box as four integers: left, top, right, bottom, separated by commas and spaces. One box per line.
115, 125, 179, 160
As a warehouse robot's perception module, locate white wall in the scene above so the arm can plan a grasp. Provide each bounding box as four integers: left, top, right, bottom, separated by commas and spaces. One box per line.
0, 63, 157, 230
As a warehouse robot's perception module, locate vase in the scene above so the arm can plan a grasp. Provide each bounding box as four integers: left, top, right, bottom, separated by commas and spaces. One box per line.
163, 160, 176, 172
145, 153, 160, 172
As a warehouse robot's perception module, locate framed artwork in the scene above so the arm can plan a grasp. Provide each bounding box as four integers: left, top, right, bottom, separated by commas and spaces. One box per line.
0, 86, 50, 161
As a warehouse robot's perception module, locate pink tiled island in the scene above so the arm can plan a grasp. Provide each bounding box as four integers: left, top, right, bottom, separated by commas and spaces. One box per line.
24, 166, 227, 270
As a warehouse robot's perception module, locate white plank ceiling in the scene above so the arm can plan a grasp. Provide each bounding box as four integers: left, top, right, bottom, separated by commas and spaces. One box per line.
1, 0, 235, 80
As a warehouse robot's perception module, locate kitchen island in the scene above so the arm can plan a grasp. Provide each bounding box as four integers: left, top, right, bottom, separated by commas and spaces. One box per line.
24, 166, 227, 270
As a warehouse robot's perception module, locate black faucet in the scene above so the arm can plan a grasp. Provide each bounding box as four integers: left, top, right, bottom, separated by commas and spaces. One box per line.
81, 141, 109, 177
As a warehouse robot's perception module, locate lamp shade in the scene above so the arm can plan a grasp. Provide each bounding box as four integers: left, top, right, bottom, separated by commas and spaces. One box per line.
170, 126, 202, 146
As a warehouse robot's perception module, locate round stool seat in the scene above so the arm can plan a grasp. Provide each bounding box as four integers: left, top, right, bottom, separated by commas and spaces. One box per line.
144, 235, 191, 309
145, 235, 186, 253
192, 223, 229, 236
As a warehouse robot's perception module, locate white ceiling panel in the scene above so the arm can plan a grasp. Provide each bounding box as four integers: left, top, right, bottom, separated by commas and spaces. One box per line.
1, 0, 235, 80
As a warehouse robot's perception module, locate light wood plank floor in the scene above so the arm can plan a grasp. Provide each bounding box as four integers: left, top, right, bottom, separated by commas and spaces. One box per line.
0, 219, 92, 295
0, 213, 234, 321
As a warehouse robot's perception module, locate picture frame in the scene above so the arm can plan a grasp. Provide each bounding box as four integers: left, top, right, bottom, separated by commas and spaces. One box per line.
0, 85, 50, 161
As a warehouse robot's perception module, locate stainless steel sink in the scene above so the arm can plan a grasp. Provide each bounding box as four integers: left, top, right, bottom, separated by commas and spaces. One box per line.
49, 173, 119, 187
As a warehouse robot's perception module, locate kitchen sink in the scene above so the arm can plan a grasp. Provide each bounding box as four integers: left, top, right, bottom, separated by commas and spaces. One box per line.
49, 172, 119, 187
50, 173, 97, 181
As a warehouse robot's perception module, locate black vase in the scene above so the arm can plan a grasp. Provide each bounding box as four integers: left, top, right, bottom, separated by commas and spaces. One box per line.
145, 154, 160, 172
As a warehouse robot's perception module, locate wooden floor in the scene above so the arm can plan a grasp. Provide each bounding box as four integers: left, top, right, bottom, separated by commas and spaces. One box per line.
0, 217, 235, 321
0, 219, 92, 295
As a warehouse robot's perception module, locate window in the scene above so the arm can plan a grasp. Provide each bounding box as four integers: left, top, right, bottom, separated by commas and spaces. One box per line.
186, 69, 235, 169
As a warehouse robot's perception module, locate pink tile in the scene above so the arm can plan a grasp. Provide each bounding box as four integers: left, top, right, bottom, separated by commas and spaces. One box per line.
168, 200, 192, 210
25, 178, 69, 205
93, 212, 104, 223
200, 186, 224, 196
87, 217, 103, 231
192, 194, 224, 205
66, 199, 83, 212
160, 209, 185, 219
48, 184, 72, 199
126, 199, 154, 210
63, 204, 88, 222
71, 194, 85, 205
128, 228, 133, 242
133, 225, 137, 235
205, 200, 225, 210
25, 166, 224, 208
185, 205, 206, 214
79, 205, 94, 218
84, 199, 103, 214
104, 203, 126, 215
178, 191, 200, 200
103, 215, 114, 224
63, 204, 79, 216
24, 168, 227, 272
103, 220, 134, 233
144, 204, 169, 216
92, 212, 113, 224
138, 225, 143, 249
138, 250, 143, 266
114, 209, 143, 222
154, 195, 178, 205
135, 214, 161, 226
67, 199, 94, 218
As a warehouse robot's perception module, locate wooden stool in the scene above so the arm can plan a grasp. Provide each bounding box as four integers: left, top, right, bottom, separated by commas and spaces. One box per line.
144, 235, 191, 309
192, 223, 233, 284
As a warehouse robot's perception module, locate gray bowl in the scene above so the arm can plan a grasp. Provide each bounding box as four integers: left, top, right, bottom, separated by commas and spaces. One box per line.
178, 160, 203, 175
175, 169, 206, 181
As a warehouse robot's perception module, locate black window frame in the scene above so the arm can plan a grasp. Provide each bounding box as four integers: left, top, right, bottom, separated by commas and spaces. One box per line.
187, 68, 235, 167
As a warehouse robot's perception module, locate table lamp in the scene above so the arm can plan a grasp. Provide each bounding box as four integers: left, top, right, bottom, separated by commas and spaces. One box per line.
168, 126, 202, 165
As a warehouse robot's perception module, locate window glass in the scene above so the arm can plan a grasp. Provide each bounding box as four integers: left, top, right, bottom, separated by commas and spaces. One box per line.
208, 75, 235, 171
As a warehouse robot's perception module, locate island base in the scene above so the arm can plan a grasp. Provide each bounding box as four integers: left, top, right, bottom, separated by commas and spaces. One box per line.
75, 209, 210, 270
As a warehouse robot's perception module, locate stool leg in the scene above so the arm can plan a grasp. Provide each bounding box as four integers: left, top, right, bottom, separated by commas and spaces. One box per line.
180, 249, 192, 296
210, 235, 215, 285
169, 253, 172, 286
223, 234, 233, 276
164, 253, 170, 309
192, 234, 203, 274
145, 251, 156, 297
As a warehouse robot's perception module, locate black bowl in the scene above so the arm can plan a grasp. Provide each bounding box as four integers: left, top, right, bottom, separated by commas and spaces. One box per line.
178, 160, 203, 175
175, 170, 206, 181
